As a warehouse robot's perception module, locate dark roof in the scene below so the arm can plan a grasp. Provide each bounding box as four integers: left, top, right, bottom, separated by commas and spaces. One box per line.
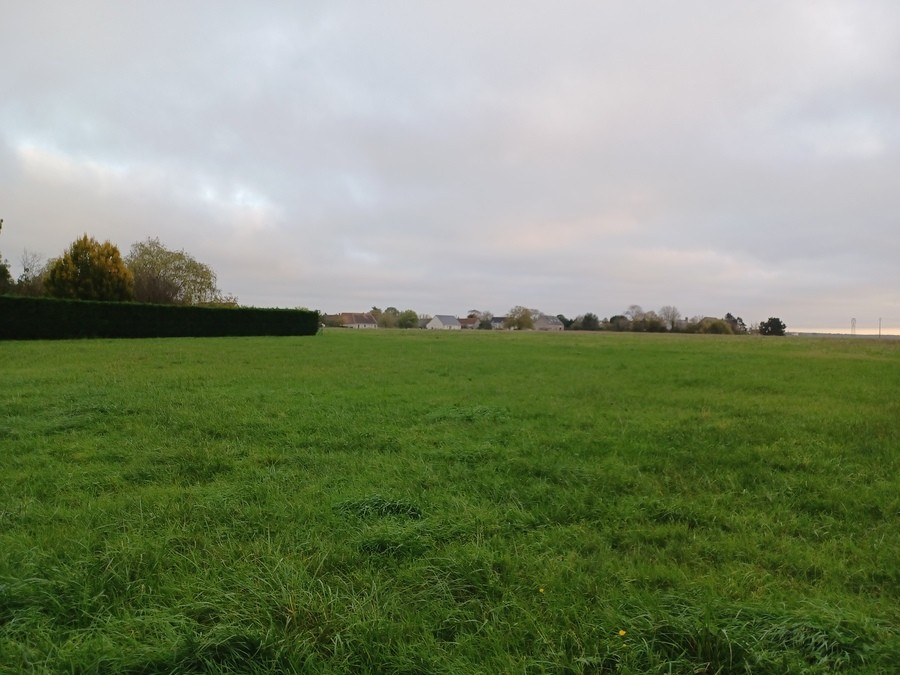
340, 312, 377, 325
431, 315, 461, 326
535, 314, 563, 326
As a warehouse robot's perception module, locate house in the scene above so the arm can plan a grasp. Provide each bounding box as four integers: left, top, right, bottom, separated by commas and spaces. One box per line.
338, 312, 378, 329
533, 314, 564, 331
458, 317, 479, 330
426, 315, 462, 330
491, 316, 507, 330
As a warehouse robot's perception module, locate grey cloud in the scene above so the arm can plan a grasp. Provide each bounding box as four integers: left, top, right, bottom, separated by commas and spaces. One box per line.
1, 1, 898, 331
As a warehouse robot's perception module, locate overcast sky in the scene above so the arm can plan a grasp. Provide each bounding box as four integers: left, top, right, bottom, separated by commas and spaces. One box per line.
2, 1, 898, 333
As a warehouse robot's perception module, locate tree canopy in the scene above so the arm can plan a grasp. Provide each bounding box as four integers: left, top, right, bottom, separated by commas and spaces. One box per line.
577, 312, 601, 330
126, 238, 227, 305
759, 317, 787, 336
659, 305, 681, 331
0, 260, 10, 294
504, 306, 534, 330
377, 307, 400, 328
397, 309, 419, 328
45, 235, 133, 301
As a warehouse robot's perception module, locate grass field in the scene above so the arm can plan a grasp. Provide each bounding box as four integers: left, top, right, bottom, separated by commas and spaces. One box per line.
1, 330, 898, 673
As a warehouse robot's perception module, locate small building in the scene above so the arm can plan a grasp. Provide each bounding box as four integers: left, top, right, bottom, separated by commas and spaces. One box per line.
339, 312, 378, 329
426, 315, 462, 330
491, 316, 507, 330
458, 317, 479, 330
533, 314, 564, 331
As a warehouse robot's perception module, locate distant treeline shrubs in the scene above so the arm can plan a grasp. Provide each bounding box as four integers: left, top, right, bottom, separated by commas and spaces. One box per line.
0, 296, 319, 340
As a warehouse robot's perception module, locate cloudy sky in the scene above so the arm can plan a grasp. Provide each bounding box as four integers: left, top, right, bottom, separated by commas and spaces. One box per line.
2, 1, 898, 333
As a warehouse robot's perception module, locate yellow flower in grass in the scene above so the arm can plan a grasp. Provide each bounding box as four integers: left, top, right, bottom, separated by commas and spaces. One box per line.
538, 587, 545, 593
618, 629, 626, 637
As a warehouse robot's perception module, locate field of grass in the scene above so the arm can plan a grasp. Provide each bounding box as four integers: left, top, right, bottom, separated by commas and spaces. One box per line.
1, 330, 897, 673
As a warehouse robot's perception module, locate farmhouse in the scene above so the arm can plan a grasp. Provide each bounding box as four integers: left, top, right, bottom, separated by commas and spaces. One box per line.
338, 312, 378, 329
426, 315, 461, 330
533, 314, 564, 331
458, 317, 478, 329
491, 316, 507, 330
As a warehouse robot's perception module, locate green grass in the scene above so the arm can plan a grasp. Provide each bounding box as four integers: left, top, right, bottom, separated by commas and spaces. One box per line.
1, 330, 897, 673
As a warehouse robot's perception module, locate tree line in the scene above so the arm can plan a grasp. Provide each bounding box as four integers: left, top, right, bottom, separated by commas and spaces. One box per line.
548, 304, 782, 335
554, 305, 758, 334
0, 224, 235, 306
2, 221, 785, 334
324, 301, 787, 336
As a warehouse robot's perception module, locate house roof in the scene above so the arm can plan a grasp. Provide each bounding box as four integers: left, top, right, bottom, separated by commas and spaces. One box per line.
340, 312, 377, 325
432, 315, 461, 326
535, 314, 563, 326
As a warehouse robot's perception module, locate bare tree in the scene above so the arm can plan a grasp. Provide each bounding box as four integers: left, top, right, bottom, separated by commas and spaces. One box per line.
16, 249, 47, 296
625, 304, 645, 321
659, 305, 681, 331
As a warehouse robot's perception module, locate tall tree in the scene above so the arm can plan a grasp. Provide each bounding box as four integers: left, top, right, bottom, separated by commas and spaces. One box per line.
759, 317, 786, 336
580, 312, 600, 330
504, 305, 534, 330
636, 310, 666, 332
556, 314, 575, 330
397, 309, 419, 328
126, 238, 227, 305
659, 305, 681, 331
15, 249, 47, 296
625, 304, 645, 322
607, 315, 631, 331
378, 307, 400, 328
724, 313, 748, 334
0, 257, 11, 294
45, 235, 133, 301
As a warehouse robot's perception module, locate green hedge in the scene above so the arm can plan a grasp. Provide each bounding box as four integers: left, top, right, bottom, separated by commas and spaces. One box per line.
0, 296, 319, 340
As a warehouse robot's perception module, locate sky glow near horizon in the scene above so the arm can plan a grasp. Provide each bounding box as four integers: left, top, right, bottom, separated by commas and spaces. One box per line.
1, 2, 898, 333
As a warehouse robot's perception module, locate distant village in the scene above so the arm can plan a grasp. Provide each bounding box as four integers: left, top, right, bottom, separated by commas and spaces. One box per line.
325, 311, 564, 331
322, 307, 776, 335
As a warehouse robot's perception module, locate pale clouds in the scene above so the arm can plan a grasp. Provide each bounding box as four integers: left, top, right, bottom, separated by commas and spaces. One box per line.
1, 1, 898, 332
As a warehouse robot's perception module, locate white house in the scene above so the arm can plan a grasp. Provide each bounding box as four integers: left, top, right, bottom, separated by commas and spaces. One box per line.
339, 312, 378, 329
426, 315, 462, 330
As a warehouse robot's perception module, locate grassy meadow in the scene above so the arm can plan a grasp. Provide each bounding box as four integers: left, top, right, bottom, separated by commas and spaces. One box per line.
0, 330, 897, 673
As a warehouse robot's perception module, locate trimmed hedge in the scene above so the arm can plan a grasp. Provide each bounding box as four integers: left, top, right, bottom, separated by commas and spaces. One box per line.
0, 296, 319, 340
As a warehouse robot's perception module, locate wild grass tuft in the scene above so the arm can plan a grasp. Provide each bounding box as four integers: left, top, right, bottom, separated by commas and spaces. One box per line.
336, 495, 423, 519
